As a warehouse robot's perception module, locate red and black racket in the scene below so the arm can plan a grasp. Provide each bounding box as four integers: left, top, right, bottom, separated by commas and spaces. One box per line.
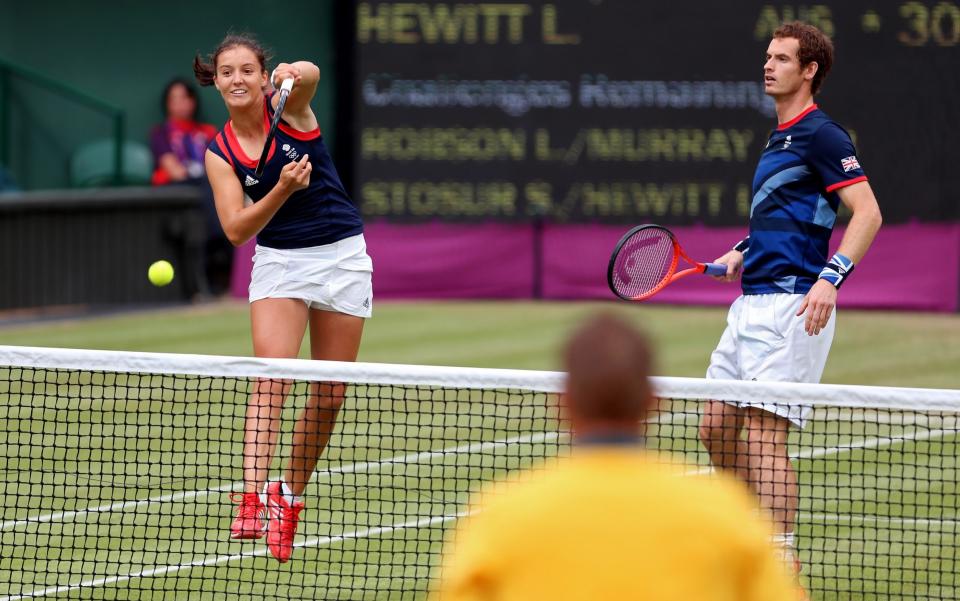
607, 224, 728, 301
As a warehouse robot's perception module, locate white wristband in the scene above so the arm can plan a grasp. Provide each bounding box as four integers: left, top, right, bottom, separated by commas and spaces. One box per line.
270, 68, 279, 88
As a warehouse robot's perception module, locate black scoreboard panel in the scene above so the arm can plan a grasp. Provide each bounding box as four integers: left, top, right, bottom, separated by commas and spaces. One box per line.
354, 1, 960, 225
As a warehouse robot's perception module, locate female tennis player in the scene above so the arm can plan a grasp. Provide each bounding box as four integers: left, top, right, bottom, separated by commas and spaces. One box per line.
195, 33, 372, 563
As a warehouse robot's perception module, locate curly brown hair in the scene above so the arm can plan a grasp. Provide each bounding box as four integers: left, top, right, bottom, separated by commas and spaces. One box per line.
773, 21, 834, 95
193, 33, 272, 87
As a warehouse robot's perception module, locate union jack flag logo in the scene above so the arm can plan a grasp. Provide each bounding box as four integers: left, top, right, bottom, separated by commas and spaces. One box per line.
841, 156, 861, 172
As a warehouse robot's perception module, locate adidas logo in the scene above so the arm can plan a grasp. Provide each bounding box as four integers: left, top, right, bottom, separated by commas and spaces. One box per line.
244, 174, 259, 187
362, 298, 370, 309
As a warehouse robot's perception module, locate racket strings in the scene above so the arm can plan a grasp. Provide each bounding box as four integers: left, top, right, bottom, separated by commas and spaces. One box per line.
612, 230, 676, 298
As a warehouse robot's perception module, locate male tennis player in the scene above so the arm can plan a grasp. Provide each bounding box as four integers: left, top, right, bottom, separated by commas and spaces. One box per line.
436, 314, 797, 600
698, 21, 882, 582
195, 34, 372, 563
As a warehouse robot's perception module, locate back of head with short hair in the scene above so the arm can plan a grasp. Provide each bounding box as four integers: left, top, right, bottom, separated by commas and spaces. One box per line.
562, 313, 655, 425
774, 21, 834, 94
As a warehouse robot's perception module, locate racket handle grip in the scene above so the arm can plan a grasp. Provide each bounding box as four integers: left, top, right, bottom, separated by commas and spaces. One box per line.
279, 78, 294, 93
703, 263, 728, 277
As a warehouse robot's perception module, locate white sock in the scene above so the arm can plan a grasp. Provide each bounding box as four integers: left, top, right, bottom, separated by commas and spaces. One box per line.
773, 532, 796, 548
281, 480, 301, 506
772, 532, 798, 566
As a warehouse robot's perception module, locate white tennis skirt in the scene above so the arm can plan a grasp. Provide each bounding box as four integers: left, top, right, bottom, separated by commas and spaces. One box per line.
248, 234, 373, 318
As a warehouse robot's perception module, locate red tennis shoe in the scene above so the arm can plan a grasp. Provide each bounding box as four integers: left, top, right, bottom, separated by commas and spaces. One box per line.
229, 492, 265, 540
265, 481, 305, 563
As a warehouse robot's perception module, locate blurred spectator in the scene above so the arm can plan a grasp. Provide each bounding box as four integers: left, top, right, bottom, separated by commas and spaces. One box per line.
435, 313, 797, 601
149, 78, 232, 295
150, 78, 216, 185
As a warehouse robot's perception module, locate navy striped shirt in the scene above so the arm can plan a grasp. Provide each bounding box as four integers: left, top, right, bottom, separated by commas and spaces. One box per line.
742, 105, 867, 295
208, 93, 363, 249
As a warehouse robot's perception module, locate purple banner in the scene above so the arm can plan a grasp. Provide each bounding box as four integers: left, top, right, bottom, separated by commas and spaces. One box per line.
232, 222, 960, 312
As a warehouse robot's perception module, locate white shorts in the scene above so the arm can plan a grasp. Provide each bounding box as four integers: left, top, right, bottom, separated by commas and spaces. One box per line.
706, 293, 835, 428
248, 234, 373, 318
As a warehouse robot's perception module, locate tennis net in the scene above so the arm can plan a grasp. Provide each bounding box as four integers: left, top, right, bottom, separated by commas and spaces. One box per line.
0, 345, 957, 600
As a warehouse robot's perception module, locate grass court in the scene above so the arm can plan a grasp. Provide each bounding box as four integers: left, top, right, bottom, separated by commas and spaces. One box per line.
0, 301, 957, 599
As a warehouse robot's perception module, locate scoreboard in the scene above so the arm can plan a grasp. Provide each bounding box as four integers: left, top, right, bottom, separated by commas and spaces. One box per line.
354, 1, 960, 225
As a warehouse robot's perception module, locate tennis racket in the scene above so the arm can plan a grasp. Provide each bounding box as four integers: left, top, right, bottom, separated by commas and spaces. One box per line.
255, 78, 294, 177
607, 224, 728, 301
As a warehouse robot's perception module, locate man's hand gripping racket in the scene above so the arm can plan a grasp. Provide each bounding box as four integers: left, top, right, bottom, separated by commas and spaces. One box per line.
607, 224, 728, 301
255, 78, 294, 178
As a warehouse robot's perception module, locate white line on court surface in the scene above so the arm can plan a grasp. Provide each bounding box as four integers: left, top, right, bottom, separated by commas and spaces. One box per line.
799, 513, 959, 528
11, 408, 939, 531
0, 412, 687, 531
0, 431, 565, 531
3, 413, 700, 531
791, 427, 955, 460
0, 511, 470, 601
683, 427, 956, 477
5, 425, 955, 598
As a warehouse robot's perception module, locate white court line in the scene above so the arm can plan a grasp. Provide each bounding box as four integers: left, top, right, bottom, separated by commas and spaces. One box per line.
9, 412, 946, 531
681, 428, 956, 476
792, 427, 956, 460
1, 416, 698, 532
4, 425, 955, 598
800, 513, 959, 528
0, 511, 470, 601
0, 413, 678, 531
0, 431, 564, 531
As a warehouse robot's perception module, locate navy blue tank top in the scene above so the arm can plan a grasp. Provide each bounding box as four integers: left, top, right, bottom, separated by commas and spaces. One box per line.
207, 92, 363, 249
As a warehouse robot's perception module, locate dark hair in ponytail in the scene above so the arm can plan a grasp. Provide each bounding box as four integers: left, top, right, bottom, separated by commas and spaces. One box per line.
193, 33, 271, 87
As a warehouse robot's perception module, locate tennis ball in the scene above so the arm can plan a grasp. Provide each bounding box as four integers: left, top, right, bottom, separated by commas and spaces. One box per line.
148, 260, 175, 287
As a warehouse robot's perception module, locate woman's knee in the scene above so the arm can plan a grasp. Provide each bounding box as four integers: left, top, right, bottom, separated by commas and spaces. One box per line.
312, 381, 346, 411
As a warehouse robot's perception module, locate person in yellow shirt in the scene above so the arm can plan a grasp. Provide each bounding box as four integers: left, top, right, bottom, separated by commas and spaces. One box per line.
435, 313, 798, 601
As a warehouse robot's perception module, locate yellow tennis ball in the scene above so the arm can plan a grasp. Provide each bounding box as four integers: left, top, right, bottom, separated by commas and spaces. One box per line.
148, 260, 174, 287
